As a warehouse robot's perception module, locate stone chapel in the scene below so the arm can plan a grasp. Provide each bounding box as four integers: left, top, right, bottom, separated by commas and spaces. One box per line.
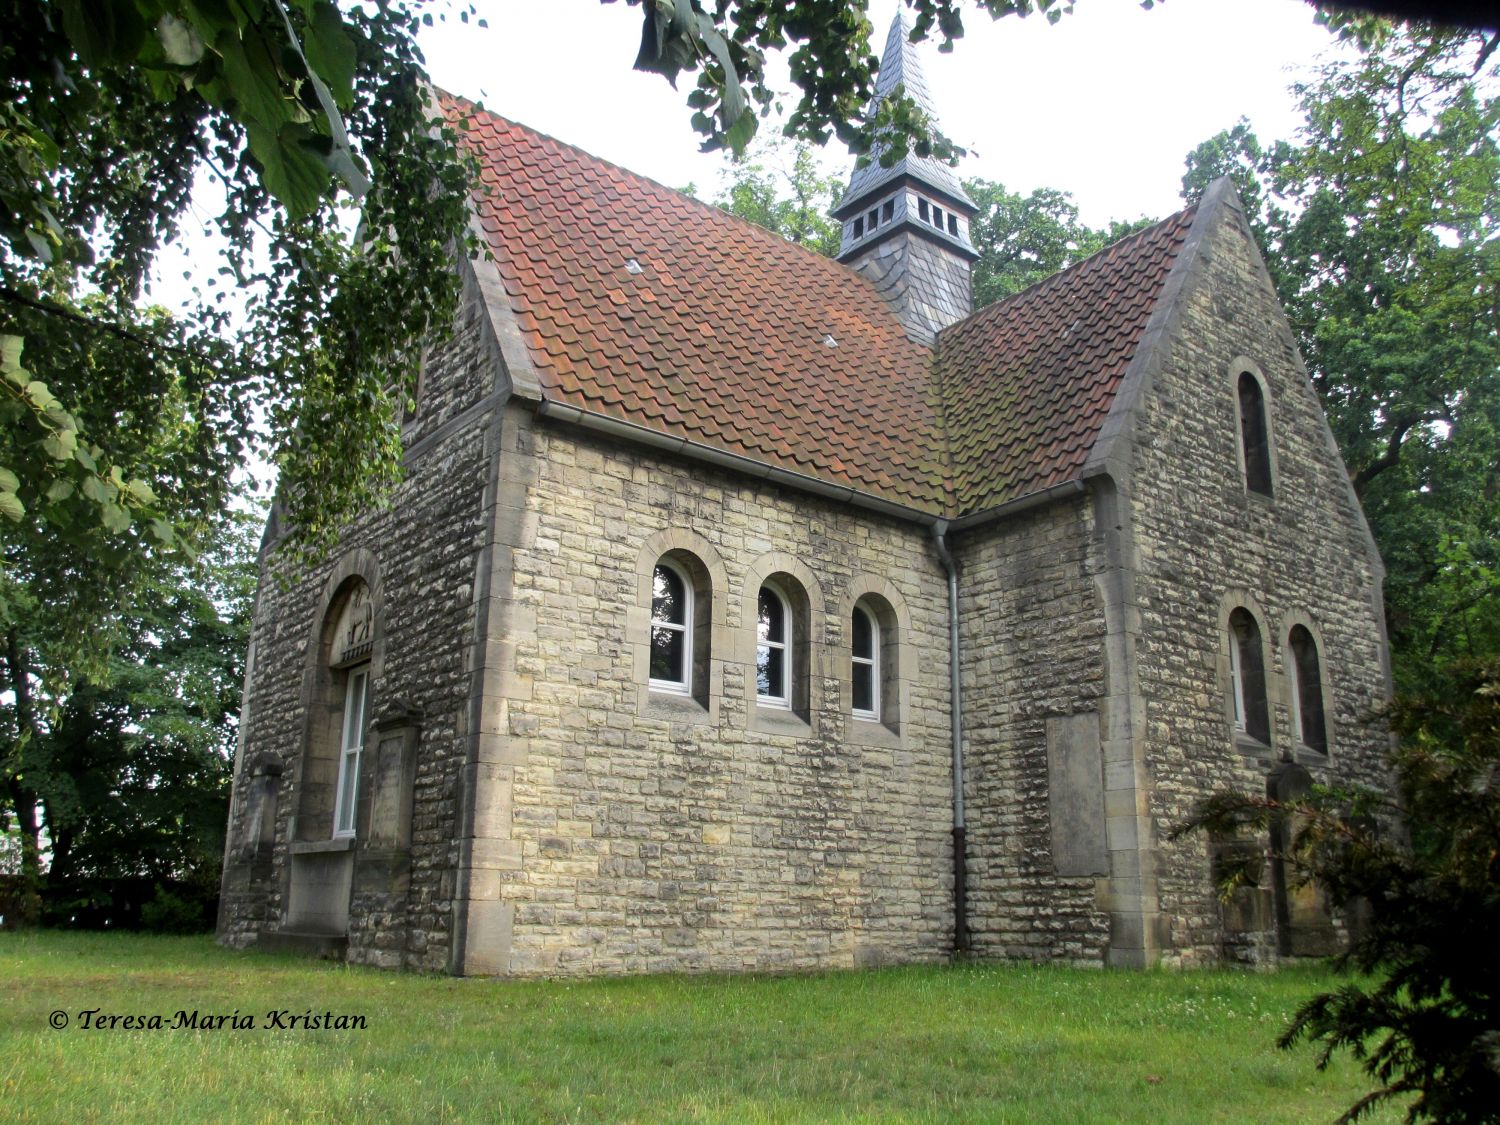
217, 16, 1392, 974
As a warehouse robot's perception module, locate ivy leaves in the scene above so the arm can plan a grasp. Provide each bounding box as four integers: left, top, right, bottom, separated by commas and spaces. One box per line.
52, 0, 367, 219
0, 334, 171, 546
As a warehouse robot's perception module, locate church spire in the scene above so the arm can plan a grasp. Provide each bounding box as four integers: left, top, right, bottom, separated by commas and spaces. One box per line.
835, 12, 977, 345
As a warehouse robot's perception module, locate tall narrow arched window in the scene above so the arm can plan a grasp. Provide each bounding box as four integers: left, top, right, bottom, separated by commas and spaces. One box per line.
1289, 625, 1328, 753
1238, 370, 1273, 496
757, 584, 791, 707
1228, 607, 1269, 744
851, 603, 879, 720
317, 574, 376, 841
333, 666, 369, 837
650, 560, 693, 694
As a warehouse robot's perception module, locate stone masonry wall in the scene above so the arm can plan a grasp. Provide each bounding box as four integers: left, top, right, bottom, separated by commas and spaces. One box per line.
1127, 198, 1390, 965
481, 414, 956, 976
218, 266, 500, 970
957, 496, 1113, 963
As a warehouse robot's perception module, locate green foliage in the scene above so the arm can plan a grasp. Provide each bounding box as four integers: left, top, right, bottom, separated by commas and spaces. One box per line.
138, 885, 211, 934
1179, 662, 1500, 1123
2, 329, 180, 549
0, 2, 476, 884
1, 504, 255, 904
965, 177, 1156, 307
708, 137, 844, 256
1, 0, 478, 577
1182, 26, 1500, 689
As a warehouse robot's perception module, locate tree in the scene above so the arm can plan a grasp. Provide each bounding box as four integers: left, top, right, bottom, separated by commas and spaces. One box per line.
1181, 24, 1500, 689
1178, 660, 1500, 1123
1, 501, 256, 922
630, 0, 1085, 161
2, 1, 479, 895
964, 178, 1156, 307
706, 137, 845, 256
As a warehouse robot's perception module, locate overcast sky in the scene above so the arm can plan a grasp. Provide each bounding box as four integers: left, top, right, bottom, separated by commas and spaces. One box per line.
418, 0, 1360, 228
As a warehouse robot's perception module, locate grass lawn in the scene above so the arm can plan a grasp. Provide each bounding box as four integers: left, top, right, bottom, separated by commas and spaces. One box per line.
0, 931, 1395, 1123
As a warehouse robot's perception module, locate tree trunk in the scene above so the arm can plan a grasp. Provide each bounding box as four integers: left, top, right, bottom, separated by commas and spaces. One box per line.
3, 631, 44, 909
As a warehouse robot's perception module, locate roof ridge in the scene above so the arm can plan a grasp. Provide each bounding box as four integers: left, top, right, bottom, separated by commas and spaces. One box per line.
446, 93, 889, 285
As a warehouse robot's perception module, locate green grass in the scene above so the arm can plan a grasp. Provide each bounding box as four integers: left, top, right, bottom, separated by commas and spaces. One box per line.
0, 931, 1396, 1123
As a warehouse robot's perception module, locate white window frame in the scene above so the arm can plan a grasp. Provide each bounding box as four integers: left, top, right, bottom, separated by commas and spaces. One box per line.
756, 583, 791, 709
851, 603, 879, 721
1228, 627, 1247, 733
648, 559, 694, 696
1290, 655, 1306, 746
332, 665, 369, 838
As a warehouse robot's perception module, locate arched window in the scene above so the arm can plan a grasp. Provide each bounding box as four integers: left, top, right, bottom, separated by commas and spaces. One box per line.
851, 603, 879, 720
328, 578, 375, 838
849, 592, 899, 731
1289, 625, 1328, 753
649, 560, 693, 694
294, 572, 379, 843
642, 547, 714, 709
1237, 370, 1273, 496
1228, 607, 1269, 744
757, 583, 791, 707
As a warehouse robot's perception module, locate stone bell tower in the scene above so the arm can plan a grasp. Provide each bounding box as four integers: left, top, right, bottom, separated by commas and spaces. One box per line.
834, 12, 979, 346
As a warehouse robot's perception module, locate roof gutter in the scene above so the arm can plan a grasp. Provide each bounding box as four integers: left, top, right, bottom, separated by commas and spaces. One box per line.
535, 399, 1092, 533
536, 399, 937, 525
931, 519, 968, 956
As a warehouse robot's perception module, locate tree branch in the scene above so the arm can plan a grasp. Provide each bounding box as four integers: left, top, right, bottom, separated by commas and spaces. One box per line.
0, 285, 222, 366
1471, 31, 1499, 76
1351, 406, 1452, 494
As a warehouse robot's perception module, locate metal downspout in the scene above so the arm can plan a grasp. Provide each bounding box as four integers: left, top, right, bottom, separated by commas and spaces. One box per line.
932, 519, 969, 955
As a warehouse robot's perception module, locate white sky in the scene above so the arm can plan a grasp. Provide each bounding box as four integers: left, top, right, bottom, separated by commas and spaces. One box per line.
418, 0, 1358, 228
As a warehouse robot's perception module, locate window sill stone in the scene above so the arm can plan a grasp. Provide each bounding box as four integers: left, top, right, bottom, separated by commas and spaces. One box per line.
751, 706, 812, 737
849, 716, 903, 748
1233, 733, 1275, 763
642, 689, 712, 725
290, 837, 356, 856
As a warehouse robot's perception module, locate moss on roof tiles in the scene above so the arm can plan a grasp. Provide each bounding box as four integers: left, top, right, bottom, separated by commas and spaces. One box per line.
447, 95, 1196, 520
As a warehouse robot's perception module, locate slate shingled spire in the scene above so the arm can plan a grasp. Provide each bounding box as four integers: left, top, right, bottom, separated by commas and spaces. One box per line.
835, 13, 978, 345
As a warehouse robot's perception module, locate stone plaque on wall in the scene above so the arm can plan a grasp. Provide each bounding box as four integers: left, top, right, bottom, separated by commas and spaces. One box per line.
1047, 712, 1109, 877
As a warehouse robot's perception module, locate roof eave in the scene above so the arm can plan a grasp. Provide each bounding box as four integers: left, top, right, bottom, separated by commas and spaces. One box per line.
535, 399, 943, 524
833, 169, 977, 221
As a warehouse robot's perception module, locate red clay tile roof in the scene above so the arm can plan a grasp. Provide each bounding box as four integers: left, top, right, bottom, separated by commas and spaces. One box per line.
936, 209, 1197, 513
449, 96, 1197, 519
452, 97, 950, 511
